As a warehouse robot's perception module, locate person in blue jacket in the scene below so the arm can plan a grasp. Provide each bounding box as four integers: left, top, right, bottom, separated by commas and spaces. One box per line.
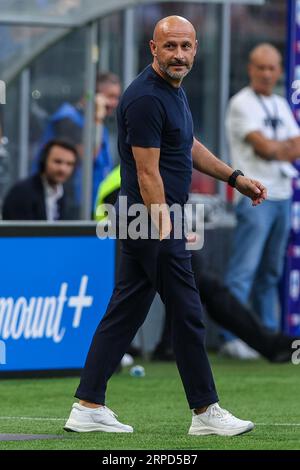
36, 72, 121, 212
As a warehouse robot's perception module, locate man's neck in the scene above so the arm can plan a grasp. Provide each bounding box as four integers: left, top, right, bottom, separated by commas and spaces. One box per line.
251, 85, 273, 97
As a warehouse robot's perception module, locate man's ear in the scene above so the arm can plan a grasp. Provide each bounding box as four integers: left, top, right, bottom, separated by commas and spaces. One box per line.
149, 39, 157, 56
194, 39, 198, 57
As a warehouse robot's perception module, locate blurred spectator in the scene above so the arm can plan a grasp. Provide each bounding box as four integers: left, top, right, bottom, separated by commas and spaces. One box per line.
2, 139, 77, 220
36, 72, 121, 212
152, 259, 298, 364
222, 43, 300, 358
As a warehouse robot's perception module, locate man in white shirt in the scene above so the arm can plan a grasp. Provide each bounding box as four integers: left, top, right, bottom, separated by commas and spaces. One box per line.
222, 43, 300, 359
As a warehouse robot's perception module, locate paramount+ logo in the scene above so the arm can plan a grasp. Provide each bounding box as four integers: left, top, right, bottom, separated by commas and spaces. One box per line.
0, 80, 6, 105
0, 80, 6, 363
0, 340, 6, 365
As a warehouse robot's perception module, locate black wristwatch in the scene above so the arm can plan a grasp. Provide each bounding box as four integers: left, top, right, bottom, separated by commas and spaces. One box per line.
228, 169, 244, 188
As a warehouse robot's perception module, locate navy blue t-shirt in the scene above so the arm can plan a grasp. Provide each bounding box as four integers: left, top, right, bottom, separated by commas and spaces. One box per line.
117, 65, 194, 209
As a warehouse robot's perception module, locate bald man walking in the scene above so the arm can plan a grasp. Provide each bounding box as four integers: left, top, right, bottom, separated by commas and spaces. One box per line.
65, 16, 266, 436
222, 44, 300, 359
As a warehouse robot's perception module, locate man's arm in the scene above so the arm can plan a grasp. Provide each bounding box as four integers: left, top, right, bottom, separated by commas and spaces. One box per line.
132, 146, 172, 239
192, 138, 267, 205
246, 131, 300, 162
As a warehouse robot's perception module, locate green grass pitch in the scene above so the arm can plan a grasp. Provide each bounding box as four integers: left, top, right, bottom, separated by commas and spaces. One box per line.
0, 354, 299, 450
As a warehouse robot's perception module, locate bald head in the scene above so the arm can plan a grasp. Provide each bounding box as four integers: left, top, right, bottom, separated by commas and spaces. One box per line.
249, 43, 282, 66
247, 43, 282, 96
150, 16, 197, 87
153, 16, 196, 42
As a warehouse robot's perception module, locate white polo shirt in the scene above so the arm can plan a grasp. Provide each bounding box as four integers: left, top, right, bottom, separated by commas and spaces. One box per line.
226, 86, 300, 201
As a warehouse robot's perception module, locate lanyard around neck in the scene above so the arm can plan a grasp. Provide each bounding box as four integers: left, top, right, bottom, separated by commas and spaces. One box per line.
254, 91, 279, 140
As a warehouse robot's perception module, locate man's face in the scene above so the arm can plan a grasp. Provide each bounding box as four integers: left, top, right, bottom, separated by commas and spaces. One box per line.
44, 145, 76, 185
96, 83, 121, 116
248, 52, 282, 96
150, 26, 197, 82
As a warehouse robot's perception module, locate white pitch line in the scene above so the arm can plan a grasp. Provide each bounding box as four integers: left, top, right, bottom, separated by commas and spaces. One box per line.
0, 416, 65, 422
256, 423, 300, 427
0, 417, 300, 426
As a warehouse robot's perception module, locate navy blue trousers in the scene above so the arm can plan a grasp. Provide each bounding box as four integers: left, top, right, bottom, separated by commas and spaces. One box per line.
75, 236, 218, 409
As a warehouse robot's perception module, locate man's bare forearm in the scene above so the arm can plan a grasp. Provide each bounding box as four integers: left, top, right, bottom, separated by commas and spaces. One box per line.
246, 132, 300, 162
256, 140, 297, 161
286, 136, 300, 159
138, 170, 166, 209
138, 170, 171, 239
192, 138, 232, 182
256, 140, 290, 161
132, 146, 172, 239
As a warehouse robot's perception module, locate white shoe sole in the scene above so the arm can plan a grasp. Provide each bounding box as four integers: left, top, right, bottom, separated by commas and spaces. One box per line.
64, 419, 133, 433
188, 422, 254, 437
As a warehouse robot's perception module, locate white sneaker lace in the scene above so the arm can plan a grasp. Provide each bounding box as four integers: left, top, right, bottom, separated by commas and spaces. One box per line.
208, 404, 233, 421
102, 406, 118, 419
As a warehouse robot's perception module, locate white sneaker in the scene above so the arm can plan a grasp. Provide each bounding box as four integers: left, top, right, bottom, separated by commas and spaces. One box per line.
220, 339, 260, 360
188, 403, 254, 436
64, 403, 133, 433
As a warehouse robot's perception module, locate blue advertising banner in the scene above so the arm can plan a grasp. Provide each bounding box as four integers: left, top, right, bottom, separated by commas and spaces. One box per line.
283, 0, 300, 335
0, 235, 115, 371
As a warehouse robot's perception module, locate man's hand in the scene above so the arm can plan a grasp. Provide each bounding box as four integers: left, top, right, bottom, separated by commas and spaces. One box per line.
158, 210, 172, 241
95, 93, 108, 123
235, 175, 267, 206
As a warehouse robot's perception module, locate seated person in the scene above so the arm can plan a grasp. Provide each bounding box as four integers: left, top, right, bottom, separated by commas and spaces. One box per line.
2, 139, 77, 221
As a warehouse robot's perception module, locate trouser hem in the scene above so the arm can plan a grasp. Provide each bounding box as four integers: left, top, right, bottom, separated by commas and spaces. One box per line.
189, 392, 219, 410
74, 389, 105, 405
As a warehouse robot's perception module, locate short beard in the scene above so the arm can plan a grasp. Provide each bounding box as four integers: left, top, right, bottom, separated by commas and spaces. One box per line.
157, 59, 192, 81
